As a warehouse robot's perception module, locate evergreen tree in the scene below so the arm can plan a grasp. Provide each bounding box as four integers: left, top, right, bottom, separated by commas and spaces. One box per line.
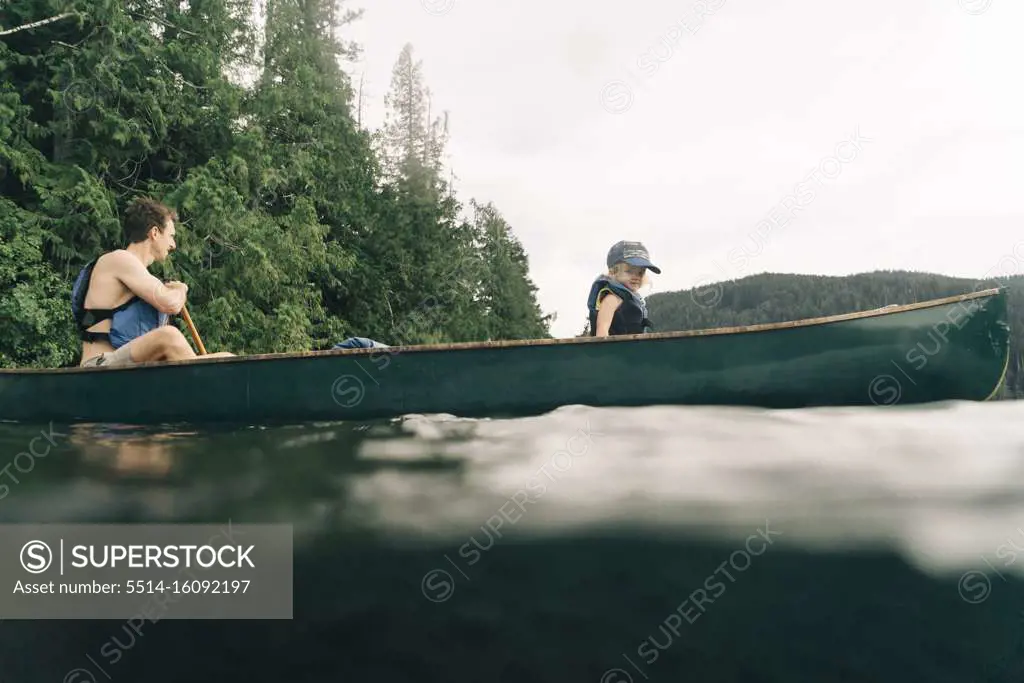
473, 200, 551, 340
376, 43, 447, 197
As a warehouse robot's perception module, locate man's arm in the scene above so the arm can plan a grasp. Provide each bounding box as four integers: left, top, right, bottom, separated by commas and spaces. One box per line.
110, 252, 187, 314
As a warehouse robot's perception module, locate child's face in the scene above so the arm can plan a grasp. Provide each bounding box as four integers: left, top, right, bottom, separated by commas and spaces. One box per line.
613, 264, 646, 291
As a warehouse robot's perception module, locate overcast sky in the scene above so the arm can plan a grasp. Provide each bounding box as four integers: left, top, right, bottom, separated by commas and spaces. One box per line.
341, 0, 1024, 338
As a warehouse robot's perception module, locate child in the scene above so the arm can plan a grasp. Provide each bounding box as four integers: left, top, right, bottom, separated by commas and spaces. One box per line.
586, 240, 661, 337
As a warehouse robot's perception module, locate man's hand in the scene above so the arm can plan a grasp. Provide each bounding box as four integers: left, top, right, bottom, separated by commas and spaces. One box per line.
157, 281, 188, 314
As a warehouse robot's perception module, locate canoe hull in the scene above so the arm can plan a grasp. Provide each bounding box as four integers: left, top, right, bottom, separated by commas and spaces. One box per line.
0, 289, 1011, 425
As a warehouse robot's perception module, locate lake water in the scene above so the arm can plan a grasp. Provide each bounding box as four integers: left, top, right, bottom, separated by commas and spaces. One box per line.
1, 400, 1023, 682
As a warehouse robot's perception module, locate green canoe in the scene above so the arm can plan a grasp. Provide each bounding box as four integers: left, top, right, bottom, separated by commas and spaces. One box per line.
0, 288, 1011, 425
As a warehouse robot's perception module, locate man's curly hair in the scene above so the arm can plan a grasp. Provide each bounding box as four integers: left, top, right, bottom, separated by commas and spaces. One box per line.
123, 197, 177, 245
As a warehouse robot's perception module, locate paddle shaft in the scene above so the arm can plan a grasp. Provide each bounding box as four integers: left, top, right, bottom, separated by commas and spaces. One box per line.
180, 304, 207, 355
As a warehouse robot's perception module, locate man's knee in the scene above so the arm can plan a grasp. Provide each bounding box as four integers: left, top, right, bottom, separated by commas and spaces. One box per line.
148, 325, 190, 355
162, 326, 191, 349
157, 325, 186, 342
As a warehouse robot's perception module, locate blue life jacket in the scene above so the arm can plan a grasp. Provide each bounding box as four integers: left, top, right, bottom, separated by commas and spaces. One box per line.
586, 275, 653, 336
71, 258, 169, 349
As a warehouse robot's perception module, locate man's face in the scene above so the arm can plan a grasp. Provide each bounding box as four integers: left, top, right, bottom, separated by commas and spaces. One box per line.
150, 218, 177, 262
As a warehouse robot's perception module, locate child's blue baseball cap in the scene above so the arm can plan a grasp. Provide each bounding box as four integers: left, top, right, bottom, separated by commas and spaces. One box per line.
607, 240, 661, 274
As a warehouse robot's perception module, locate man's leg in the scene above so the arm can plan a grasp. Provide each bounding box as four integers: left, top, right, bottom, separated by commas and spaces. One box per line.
123, 326, 197, 362
134, 328, 237, 361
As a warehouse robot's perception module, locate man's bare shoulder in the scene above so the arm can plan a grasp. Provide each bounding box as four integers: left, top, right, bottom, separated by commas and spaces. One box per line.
96, 249, 131, 266
94, 250, 144, 274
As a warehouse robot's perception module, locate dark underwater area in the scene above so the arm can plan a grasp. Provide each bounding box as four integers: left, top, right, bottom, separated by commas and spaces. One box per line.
1, 533, 1023, 683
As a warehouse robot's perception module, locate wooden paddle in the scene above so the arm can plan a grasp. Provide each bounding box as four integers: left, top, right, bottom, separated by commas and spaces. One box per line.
163, 261, 208, 356
180, 304, 208, 355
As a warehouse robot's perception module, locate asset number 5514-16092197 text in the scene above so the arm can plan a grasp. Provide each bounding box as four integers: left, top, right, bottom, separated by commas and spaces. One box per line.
125, 579, 250, 594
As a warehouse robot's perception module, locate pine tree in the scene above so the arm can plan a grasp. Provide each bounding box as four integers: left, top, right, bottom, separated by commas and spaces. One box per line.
473, 200, 551, 340
376, 43, 448, 196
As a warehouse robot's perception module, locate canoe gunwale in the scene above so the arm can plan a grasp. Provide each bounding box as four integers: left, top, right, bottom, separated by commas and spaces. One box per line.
0, 287, 1005, 375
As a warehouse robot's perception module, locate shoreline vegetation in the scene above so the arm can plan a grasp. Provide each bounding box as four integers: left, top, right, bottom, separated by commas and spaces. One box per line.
1, 2, 550, 369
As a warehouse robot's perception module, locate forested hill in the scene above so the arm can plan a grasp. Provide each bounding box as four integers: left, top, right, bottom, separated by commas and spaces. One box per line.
647, 270, 1024, 397
0, 3, 550, 369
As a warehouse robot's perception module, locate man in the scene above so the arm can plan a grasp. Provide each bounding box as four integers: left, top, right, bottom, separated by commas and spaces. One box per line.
72, 197, 235, 367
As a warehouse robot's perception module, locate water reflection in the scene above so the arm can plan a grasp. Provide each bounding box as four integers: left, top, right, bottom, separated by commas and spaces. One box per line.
3, 403, 1024, 573
71, 425, 176, 479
